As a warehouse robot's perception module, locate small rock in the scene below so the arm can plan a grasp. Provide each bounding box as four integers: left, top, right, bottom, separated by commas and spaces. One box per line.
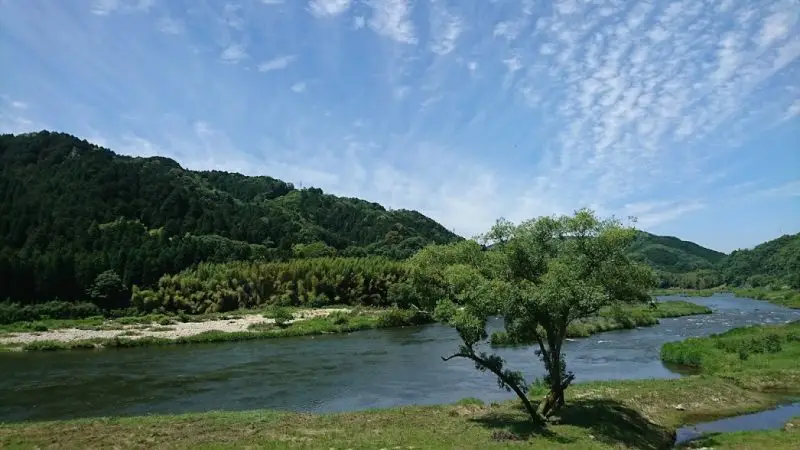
675, 404, 685, 411
588, 434, 595, 440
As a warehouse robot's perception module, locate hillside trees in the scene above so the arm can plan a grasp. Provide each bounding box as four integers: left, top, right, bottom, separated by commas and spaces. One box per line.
409, 210, 656, 423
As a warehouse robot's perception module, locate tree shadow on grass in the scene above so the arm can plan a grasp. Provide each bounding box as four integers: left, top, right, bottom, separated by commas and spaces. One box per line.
558, 399, 674, 450
673, 433, 724, 449
471, 399, 674, 449
469, 409, 574, 444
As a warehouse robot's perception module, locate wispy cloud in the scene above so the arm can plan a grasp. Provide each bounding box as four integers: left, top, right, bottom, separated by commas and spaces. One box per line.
155, 17, 184, 35
90, 0, 153, 16
1, 0, 798, 250
220, 44, 248, 64
258, 55, 296, 72
368, 0, 416, 44
429, 2, 463, 56
308, 0, 351, 18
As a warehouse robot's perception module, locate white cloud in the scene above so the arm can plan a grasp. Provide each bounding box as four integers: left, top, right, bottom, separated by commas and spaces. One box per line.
368, 0, 417, 44
3, 0, 798, 245
622, 200, 706, 228
90, 0, 152, 16
258, 55, 296, 72
308, 0, 351, 18
748, 180, 800, 199
429, 4, 463, 56
784, 99, 800, 120
155, 17, 185, 35
220, 44, 248, 64
10, 100, 27, 109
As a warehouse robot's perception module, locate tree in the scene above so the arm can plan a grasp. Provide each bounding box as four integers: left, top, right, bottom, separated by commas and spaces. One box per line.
409, 209, 656, 424
88, 270, 129, 309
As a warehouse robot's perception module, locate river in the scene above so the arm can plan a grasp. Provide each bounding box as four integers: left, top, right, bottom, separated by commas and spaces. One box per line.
1, 294, 798, 423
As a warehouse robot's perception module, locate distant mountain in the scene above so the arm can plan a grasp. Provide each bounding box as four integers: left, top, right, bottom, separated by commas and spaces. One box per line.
0, 131, 460, 304
717, 233, 800, 288
627, 231, 727, 274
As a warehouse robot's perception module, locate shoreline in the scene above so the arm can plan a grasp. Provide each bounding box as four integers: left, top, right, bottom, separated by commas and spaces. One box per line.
652, 287, 800, 309
0, 307, 426, 352
0, 301, 711, 352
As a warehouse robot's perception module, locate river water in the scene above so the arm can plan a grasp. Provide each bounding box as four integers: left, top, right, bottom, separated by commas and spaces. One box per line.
1, 294, 798, 423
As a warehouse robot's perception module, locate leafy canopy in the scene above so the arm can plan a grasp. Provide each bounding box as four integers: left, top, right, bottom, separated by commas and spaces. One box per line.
409, 209, 657, 422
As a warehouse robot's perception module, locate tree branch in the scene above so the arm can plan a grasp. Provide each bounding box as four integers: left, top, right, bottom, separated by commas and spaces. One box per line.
441, 351, 542, 423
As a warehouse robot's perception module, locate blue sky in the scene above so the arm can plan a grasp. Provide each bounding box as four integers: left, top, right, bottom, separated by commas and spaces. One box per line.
1, 0, 798, 252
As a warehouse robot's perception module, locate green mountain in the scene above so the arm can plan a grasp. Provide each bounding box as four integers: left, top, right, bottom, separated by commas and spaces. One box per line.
717, 233, 800, 288
0, 131, 460, 305
627, 231, 726, 273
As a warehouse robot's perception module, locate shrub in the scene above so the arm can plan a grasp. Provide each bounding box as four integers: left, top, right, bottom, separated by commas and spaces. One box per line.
0, 301, 102, 325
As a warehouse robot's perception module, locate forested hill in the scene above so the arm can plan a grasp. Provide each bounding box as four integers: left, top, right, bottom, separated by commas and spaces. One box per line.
0, 131, 460, 304
717, 233, 800, 288
627, 231, 726, 273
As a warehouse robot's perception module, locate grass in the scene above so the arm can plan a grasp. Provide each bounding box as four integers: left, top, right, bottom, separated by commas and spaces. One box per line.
652, 287, 800, 309
660, 321, 800, 394
731, 288, 800, 309
0, 376, 786, 449
8, 308, 433, 352
491, 300, 711, 346
677, 417, 799, 449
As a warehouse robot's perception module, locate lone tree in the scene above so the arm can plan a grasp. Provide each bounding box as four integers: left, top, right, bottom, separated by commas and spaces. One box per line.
408, 209, 656, 423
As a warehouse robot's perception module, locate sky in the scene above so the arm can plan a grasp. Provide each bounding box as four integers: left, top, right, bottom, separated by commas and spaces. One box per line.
1, 0, 798, 253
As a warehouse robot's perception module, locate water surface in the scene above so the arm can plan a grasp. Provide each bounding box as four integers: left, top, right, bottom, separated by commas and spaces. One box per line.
675, 402, 800, 445
1, 294, 797, 422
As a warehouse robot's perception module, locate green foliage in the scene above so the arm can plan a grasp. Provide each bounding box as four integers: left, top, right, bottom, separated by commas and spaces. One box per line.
627, 232, 725, 273
661, 321, 800, 375
0, 131, 460, 307
292, 241, 337, 259
718, 233, 800, 288
375, 307, 431, 327
88, 270, 129, 309
411, 210, 657, 422
0, 301, 102, 325
131, 257, 412, 313
732, 287, 800, 309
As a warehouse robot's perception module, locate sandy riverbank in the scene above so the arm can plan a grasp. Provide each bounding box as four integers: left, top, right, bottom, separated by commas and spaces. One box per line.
0, 308, 349, 346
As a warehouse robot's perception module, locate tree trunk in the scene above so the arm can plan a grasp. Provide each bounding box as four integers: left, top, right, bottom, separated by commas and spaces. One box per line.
442, 352, 544, 424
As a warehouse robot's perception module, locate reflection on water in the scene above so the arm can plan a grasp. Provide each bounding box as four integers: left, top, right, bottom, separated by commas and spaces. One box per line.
1, 294, 798, 422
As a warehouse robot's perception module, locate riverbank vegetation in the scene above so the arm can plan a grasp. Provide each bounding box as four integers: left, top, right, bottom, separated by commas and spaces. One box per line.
490, 300, 711, 346
0, 376, 788, 449
651, 286, 800, 309
0, 307, 433, 352
661, 321, 800, 393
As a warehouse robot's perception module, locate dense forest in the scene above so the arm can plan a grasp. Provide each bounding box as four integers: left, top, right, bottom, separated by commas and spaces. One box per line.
0, 131, 459, 306
1, 131, 797, 316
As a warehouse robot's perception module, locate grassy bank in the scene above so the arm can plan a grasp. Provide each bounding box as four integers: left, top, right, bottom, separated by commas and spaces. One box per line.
0, 376, 785, 450
731, 288, 800, 309
1, 308, 432, 352
660, 321, 800, 393
652, 287, 800, 309
677, 417, 799, 449
491, 300, 711, 347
